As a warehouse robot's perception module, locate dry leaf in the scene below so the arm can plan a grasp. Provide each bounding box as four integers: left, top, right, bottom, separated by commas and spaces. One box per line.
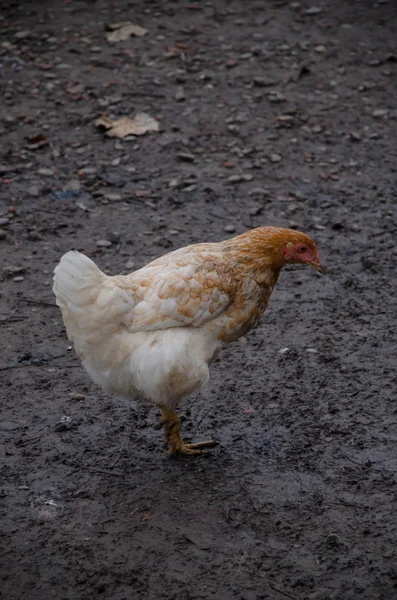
95, 113, 159, 138
106, 22, 148, 42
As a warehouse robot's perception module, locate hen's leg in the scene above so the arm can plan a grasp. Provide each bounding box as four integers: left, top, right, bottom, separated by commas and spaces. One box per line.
156, 406, 217, 457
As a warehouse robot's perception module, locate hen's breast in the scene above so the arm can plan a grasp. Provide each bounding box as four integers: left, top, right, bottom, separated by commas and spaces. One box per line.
206, 277, 272, 343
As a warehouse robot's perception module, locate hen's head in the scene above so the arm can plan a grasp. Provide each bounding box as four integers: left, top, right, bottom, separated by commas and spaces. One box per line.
280, 231, 323, 272
229, 227, 323, 273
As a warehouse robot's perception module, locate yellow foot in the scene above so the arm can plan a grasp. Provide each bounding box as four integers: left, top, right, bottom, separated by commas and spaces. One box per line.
169, 439, 217, 458
156, 406, 217, 458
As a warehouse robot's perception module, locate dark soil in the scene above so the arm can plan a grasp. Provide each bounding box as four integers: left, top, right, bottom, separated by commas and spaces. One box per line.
1, 1, 397, 599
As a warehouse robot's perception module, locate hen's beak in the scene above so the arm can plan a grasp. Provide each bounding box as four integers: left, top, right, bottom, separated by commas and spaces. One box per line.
311, 260, 324, 273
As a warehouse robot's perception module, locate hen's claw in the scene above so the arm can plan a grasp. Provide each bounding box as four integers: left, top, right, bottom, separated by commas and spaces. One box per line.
158, 406, 216, 457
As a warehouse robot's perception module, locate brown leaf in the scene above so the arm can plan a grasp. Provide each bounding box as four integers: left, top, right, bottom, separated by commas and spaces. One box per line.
95, 113, 159, 138
142, 513, 153, 521
106, 22, 148, 42
25, 134, 49, 150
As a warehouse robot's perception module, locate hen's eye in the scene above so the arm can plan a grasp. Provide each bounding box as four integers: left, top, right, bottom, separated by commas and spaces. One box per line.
299, 246, 307, 253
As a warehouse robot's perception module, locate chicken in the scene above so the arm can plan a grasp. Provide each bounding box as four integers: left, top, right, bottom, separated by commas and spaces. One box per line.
53, 226, 322, 457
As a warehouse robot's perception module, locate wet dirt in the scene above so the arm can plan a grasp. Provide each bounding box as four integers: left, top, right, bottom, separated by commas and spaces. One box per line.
1, 1, 397, 599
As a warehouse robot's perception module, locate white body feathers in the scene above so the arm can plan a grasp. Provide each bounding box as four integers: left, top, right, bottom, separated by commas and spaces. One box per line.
53, 251, 222, 409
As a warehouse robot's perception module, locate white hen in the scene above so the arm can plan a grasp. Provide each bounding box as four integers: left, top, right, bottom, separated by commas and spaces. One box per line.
53, 227, 322, 456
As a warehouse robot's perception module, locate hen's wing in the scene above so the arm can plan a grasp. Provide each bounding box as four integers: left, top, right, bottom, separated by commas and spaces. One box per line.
118, 244, 236, 333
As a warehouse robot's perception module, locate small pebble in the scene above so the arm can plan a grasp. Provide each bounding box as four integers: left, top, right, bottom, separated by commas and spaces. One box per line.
326, 533, 341, 546
80, 167, 97, 175
96, 239, 112, 248
13, 276, 24, 282
28, 186, 40, 197
224, 224, 236, 233
314, 45, 327, 53
0, 218, 9, 226
253, 76, 276, 87
269, 153, 282, 163
306, 348, 318, 353
305, 6, 321, 15
248, 187, 270, 197
125, 260, 136, 270
38, 168, 54, 177
372, 108, 388, 118
177, 152, 195, 162
174, 88, 186, 101
14, 30, 31, 39
349, 131, 361, 142
279, 347, 290, 354
0, 421, 20, 431
59, 415, 71, 424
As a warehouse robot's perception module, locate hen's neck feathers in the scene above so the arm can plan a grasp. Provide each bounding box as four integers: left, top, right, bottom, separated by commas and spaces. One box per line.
221, 226, 312, 278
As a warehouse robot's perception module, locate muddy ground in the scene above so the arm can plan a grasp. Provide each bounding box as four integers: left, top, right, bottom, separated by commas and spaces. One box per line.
1, 1, 397, 599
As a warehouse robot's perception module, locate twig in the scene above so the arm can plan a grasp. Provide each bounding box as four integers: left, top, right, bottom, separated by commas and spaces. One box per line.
268, 584, 297, 600
0, 317, 27, 324
110, 441, 127, 469
15, 436, 42, 447
19, 297, 57, 308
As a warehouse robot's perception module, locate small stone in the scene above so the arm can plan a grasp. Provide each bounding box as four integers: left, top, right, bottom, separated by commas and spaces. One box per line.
224, 224, 236, 233
13, 276, 24, 282
248, 206, 261, 216
228, 174, 243, 183
253, 76, 276, 87
241, 173, 254, 181
372, 108, 388, 118
27, 186, 39, 197
14, 30, 31, 39
269, 153, 282, 163
326, 533, 341, 546
125, 260, 135, 270
306, 348, 318, 353
72, 393, 85, 401
279, 347, 290, 354
248, 187, 270, 197
0, 229, 6, 240
349, 131, 361, 142
104, 192, 122, 202
268, 91, 286, 103
38, 168, 54, 177
168, 178, 180, 188
0, 421, 20, 431
79, 167, 97, 175
312, 125, 323, 133
174, 87, 186, 101
305, 6, 321, 14
314, 45, 327, 53
0, 218, 9, 226
177, 152, 195, 162
96, 239, 112, 248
